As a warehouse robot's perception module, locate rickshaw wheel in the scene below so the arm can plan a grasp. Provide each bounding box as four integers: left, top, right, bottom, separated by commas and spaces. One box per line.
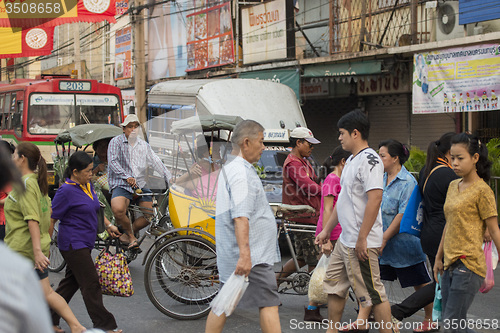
144, 234, 219, 320
48, 221, 66, 272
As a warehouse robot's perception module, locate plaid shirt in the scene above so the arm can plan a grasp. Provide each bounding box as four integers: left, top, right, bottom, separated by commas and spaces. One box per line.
107, 134, 171, 192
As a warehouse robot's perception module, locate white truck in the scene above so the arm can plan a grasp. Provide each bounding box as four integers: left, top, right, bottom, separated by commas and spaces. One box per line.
146, 78, 309, 203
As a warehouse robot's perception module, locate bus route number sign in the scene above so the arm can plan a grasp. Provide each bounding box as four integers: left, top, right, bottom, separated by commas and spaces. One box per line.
59, 81, 91, 92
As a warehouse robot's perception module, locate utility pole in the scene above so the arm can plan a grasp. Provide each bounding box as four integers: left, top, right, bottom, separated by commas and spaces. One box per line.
133, 0, 147, 124
411, 0, 418, 44
73, 23, 82, 78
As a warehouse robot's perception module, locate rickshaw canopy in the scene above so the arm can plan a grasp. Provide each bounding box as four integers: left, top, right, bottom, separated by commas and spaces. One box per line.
170, 115, 243, 135
54, 124, 123, 147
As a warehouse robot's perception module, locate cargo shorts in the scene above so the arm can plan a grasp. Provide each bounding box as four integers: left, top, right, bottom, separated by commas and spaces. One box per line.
294, 232, 320, 266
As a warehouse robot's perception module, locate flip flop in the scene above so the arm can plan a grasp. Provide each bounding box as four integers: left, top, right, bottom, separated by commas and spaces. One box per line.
127, 239, 140, 250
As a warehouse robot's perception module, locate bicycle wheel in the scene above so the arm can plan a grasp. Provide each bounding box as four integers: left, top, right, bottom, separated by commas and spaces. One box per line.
48, 221, 66, 272
144, 234, 219, 320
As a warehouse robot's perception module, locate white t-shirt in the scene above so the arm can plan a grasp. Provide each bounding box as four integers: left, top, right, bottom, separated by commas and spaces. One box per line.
338, 147, 384, 248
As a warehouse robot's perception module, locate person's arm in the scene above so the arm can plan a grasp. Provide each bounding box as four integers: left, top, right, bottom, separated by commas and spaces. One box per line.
234, 216, 252, 277
286, 161, 322, 196
433, 224, 447, 282
380, 214, 403, 255
28, 220, 49, 271
355, 189, 383, 261
315, 205, 339, 245
486, 216, 500, 261
103, 216, 121, 238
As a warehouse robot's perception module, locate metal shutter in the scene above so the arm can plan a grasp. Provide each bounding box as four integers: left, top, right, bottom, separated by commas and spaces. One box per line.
367, 94, 410, 148
302, 97, 358, 161
410, 113, 457, 150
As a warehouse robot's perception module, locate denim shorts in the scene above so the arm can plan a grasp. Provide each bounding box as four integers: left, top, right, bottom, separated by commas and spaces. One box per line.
111, 186, 152, 203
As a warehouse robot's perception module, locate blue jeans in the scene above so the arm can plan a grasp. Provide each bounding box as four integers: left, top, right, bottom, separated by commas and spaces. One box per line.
441, 260, 483, 333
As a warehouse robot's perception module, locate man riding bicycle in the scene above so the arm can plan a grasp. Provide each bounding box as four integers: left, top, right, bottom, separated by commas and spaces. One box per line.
108, 114, 172, 250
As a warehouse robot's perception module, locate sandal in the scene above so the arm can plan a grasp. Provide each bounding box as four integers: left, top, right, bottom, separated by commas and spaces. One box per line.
413, 321, 439, 333
339, 322, 369, 333
127, 239, 140, 250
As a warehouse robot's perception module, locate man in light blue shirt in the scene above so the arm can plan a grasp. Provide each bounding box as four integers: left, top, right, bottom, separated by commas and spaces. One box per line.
205, 120, 281, 333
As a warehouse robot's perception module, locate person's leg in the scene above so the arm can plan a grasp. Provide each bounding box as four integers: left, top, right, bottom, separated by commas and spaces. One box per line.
259, 306, 281, 333
65, 248, 118, 330
327, 294, 348, 333
134, 200, 154, 236
441, 262, 483, 333
324, 242, 354, 333
277, 232, 308, 282
205, 311, 227, 333
39, 276, 86, 333
50, 258, 80, 327
372, 301, 393, 333
111, 194, 132, 243
391, 256, 436, 321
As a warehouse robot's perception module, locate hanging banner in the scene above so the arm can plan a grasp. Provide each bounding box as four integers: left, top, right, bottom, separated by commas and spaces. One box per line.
0, 0, 116, 28
115, 0, 128, 16
0, 26, 54, 59
186, 0, 235, 72
115, 26, 132, 80
413, 44, 500, 114
147, 0, 188, 79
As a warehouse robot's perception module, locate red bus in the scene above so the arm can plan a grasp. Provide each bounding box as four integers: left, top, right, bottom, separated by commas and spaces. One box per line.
0, 74, 124, 191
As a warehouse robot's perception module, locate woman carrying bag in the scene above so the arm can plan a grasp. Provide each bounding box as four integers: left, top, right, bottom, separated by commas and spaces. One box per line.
50, 151, 123, 333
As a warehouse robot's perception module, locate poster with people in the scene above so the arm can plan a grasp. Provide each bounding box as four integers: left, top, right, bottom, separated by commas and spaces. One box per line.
147, 0, 188, 80
186, 0, 234, 71
413, 44, 500, 114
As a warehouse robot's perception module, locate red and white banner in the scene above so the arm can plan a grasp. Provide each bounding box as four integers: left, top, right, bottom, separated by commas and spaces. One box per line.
0, 26, 54, 59
0, 0, 116, 28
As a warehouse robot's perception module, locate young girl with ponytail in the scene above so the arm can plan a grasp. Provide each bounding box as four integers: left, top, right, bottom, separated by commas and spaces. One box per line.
434, 133, 500, 327
4, 142, 86, 333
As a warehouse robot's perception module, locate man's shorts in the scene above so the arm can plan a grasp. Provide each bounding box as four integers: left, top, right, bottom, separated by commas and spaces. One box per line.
111, 186, 152, 203
380, 262, 432, 288
294, 232, 320, 266
238, 264, 281, 309
324, 241, 387, 308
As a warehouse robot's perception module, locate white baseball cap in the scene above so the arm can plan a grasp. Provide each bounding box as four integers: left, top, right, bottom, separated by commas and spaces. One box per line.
120, 114, 140, 127
290, 127, 320, 144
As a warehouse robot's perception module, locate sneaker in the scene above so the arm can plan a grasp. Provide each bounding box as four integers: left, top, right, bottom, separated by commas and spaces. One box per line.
303, 307, 324, 322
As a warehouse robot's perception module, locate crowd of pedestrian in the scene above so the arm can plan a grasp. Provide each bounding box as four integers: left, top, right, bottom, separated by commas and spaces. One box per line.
0, 108, 498, 333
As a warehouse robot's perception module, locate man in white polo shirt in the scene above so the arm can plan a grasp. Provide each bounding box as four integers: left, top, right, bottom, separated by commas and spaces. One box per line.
316, 110, 393, 333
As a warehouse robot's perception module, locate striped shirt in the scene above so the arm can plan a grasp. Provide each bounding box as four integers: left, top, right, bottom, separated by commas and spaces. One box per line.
108, 134, 171, 192
215, 156, 280, 283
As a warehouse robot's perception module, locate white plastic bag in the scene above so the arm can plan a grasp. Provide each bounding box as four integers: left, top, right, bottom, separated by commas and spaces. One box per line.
210, 272, 249, 317
308, 254, 330, 304
482, 241, 499, 270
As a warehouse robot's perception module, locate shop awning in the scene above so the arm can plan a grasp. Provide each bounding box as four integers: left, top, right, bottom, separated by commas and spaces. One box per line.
303, 60, 383, 77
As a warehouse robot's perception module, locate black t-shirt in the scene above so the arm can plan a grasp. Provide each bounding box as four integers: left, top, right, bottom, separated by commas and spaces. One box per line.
418, 164, 459, 258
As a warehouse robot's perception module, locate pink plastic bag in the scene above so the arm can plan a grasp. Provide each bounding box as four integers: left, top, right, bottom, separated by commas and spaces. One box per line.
480, 241, 495, 293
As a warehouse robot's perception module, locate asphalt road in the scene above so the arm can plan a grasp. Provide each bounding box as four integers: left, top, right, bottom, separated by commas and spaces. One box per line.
50, 239, 500, 333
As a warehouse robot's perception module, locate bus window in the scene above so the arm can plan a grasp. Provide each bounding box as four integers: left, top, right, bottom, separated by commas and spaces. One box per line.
3, 94, 11, 130
12, 100, 23, 134
0, 94, 4, 130
29, 93, 73, 134
76, 94, 120, 125
6, 94, 16, 130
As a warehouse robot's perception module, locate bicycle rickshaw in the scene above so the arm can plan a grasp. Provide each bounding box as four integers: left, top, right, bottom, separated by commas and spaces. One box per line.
49, 123, 171, 270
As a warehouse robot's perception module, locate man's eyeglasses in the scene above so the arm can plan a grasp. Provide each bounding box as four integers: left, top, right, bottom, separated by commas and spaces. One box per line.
301, 140, 313, 148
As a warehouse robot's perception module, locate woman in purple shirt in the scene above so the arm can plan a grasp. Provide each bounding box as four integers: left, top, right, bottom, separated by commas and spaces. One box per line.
51, 151, 122, 333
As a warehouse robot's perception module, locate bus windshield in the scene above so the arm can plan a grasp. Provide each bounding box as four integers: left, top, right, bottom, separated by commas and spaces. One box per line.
28, 93, 121, 134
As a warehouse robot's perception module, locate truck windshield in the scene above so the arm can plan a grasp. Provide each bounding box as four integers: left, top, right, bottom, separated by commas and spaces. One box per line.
28, 93, 120, 134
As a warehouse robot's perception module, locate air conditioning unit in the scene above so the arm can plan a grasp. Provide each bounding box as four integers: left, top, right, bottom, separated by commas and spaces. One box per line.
436, 0, 463, 41
57, 57, 63, 67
